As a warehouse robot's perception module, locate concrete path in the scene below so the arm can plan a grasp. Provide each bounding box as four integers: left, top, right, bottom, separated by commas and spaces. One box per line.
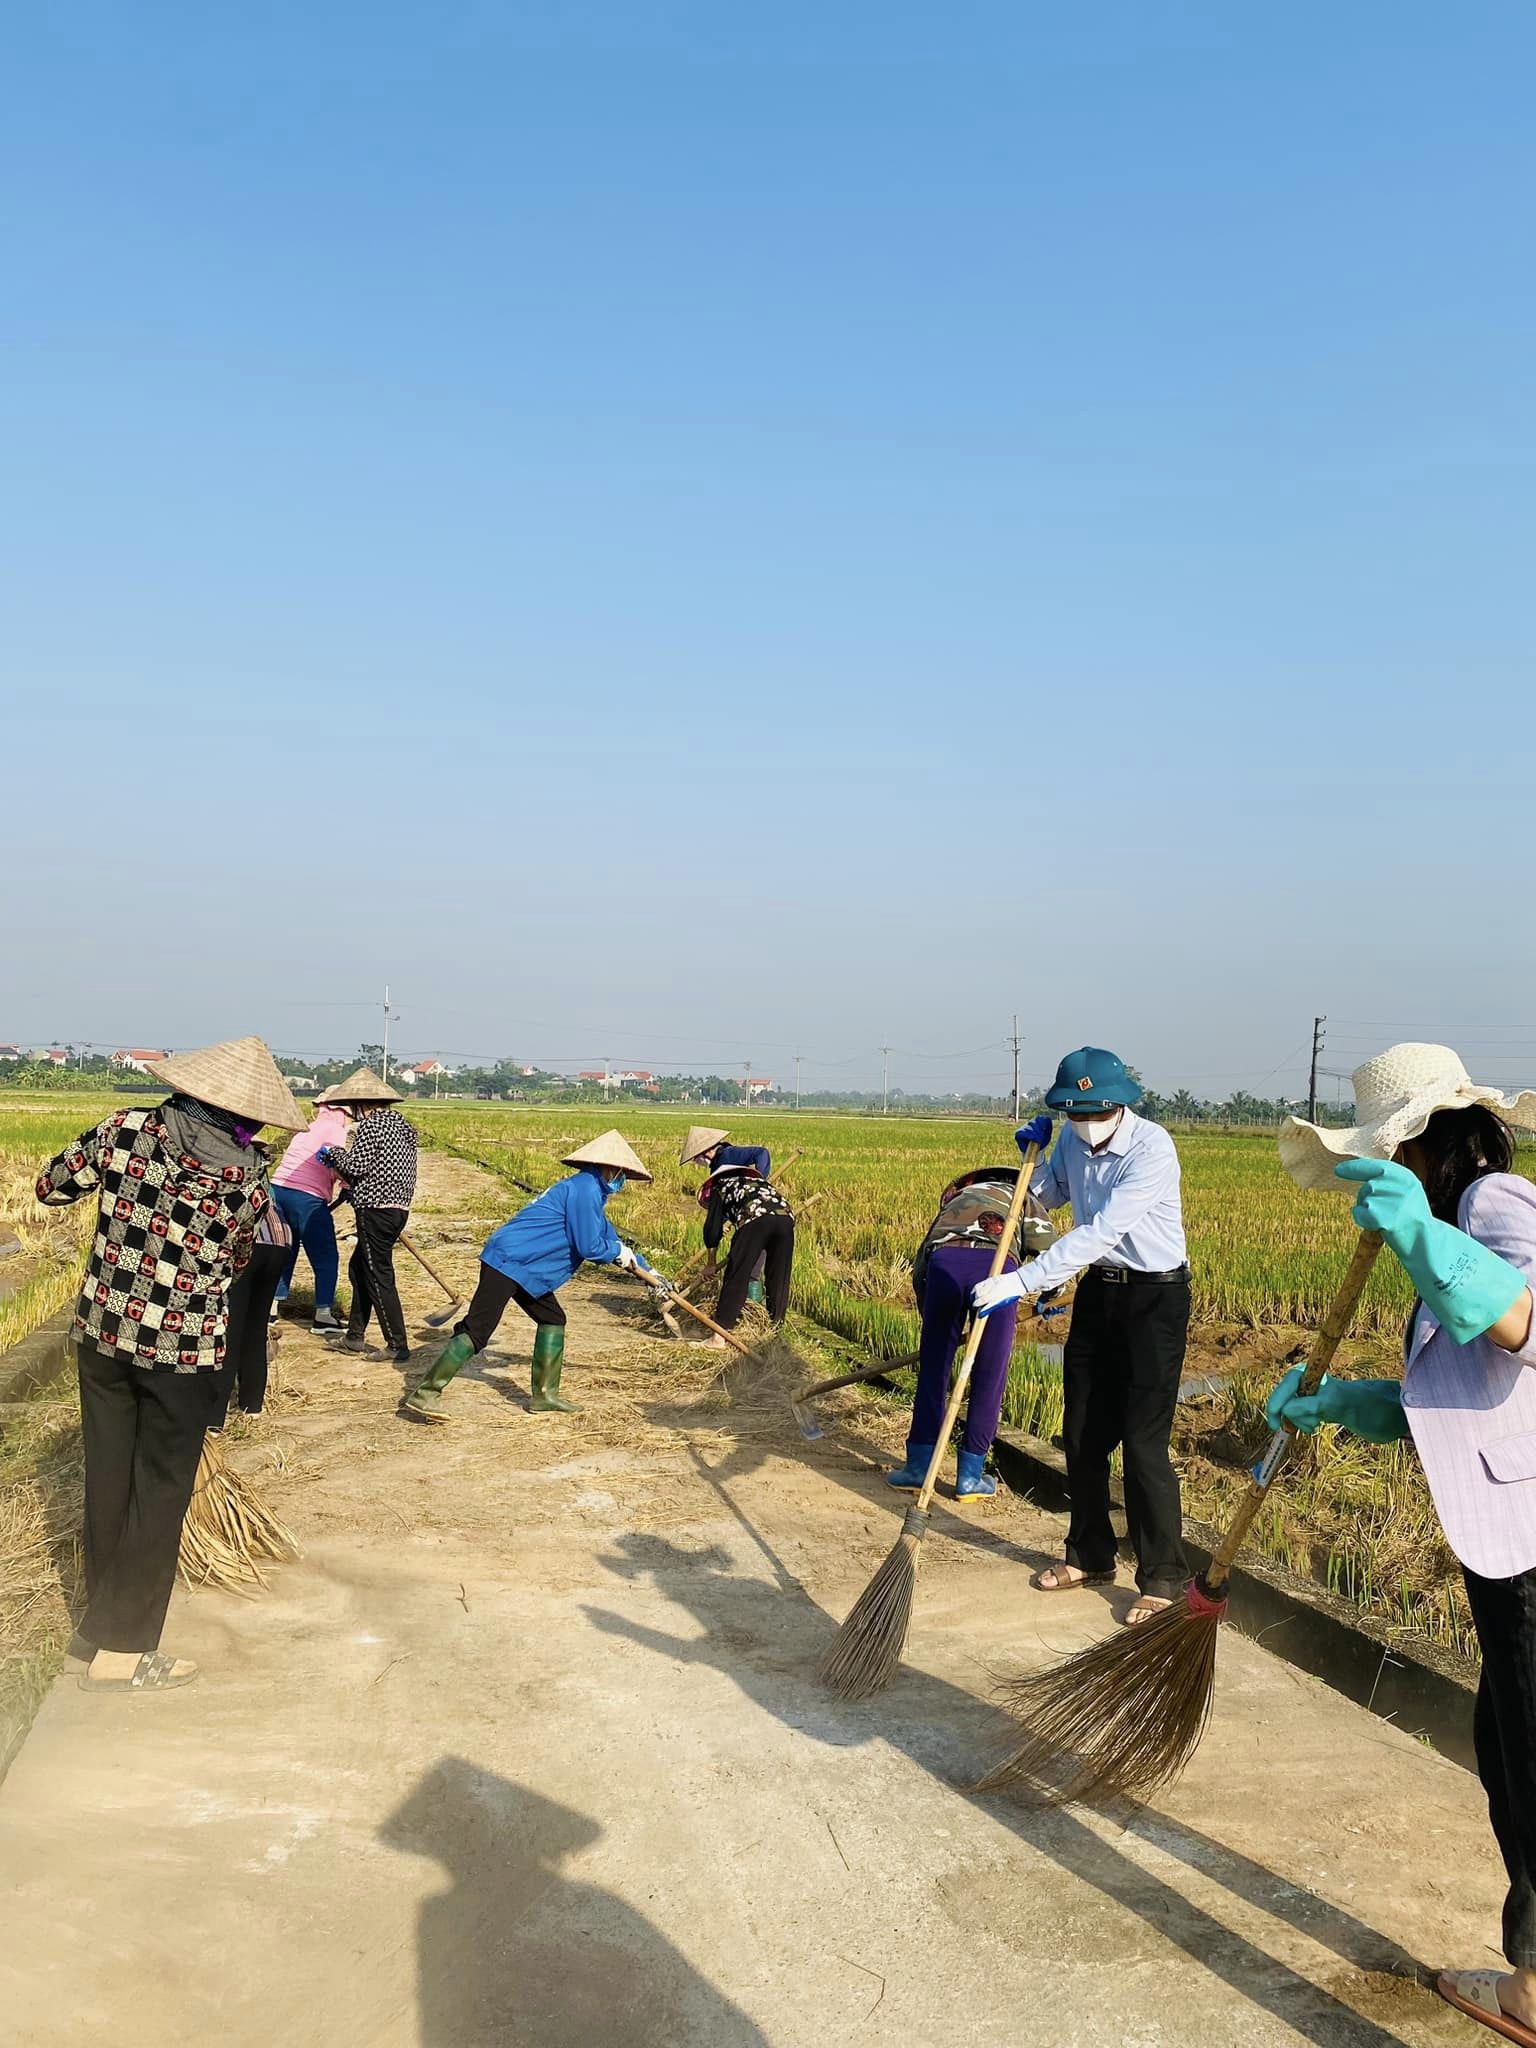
0, 1156, 1507, 2046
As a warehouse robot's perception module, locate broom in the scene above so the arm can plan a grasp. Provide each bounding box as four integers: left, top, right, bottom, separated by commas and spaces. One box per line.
818, 1147, 1041, 1701
978, 1227, 1385, 1805
179, 1431, 300, 1592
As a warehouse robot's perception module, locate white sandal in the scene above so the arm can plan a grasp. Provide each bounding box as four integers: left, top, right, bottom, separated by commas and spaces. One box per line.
1436, 1970, 1536, 2045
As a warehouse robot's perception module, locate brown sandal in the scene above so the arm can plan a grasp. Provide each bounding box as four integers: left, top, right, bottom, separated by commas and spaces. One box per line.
1033, 1563, 1115, 1593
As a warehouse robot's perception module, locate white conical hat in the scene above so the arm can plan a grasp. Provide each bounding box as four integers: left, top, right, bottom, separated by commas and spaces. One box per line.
1279, 1041, 1536, 1192
317, 1066, 403, 1105
146, 1037, 305, 1130
679, 1125, 729, 1165
561, 1129, 653, 1181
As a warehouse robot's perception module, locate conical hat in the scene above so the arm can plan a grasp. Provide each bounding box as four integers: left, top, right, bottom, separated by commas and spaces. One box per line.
317, 1066, 403, 1106
679, 1125, 729, 1165
561, 1129, 653, 1182
146, 1037, 305, 1131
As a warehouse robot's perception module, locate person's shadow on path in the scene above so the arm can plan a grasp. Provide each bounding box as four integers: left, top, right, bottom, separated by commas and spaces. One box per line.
380, 1757, 769, 2047
583, 1522, 1436, 2048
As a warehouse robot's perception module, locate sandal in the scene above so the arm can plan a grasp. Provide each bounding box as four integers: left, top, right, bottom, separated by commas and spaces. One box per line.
1033, 1563, 1115, 1593
1437, 1971, 1536, 2046
1123, 1595, 1175, 1627
80, 1651, 199, 1694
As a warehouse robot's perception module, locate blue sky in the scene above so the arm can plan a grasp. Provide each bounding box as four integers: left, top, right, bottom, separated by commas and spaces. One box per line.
4, 4, 1533, 1099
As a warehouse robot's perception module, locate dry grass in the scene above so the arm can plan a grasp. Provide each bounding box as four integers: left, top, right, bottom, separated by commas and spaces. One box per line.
0, 1381, 84, 1776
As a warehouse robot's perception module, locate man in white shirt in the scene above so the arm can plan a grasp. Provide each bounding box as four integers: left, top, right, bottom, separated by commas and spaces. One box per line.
974, 1046, 1190, 1623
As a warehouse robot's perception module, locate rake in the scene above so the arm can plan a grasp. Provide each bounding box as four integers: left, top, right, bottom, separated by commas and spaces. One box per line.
977, 1228, 1385, 1806
818, 1147, 1040, 1701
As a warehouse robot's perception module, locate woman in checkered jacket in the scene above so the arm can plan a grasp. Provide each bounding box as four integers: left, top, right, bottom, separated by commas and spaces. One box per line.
36, 1037, 302, 1695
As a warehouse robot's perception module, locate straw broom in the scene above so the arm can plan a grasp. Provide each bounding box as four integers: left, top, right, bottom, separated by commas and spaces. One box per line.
818, 1147, 1041, 1701
978, 1228, 1385, 1805
179, 1431, 300, 1592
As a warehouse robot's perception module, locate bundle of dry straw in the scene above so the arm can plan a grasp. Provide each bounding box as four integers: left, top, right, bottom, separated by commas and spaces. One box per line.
178, 1433, 299, 1592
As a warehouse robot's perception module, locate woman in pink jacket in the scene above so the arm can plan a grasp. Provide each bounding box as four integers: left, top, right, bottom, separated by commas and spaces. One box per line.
1274, 1044, 1536, 2046
270, 1100, 352, 1328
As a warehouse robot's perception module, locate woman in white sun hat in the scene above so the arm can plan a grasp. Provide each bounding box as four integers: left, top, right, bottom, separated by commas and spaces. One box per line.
1273, 1042, 1536, 2046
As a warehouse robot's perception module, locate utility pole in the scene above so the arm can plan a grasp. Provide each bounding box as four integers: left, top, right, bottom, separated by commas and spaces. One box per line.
794, 1054, 802, 1111
1308, 1015, 1326, 1123
881, 1044, 892, 1116
381, 986, 394, 1086
742, 1059, 752, 1104
1009, 1012, 1023, 1123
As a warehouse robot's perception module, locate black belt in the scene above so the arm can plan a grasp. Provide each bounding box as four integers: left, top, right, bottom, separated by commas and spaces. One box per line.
1086, 1262, 1189, 1285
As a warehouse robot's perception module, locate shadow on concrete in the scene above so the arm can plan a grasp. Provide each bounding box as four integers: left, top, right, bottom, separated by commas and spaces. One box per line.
583, 1512, 1432, 2048
380, 1757, 769, 2047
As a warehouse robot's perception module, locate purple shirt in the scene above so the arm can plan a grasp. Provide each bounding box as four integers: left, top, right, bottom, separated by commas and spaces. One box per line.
1401, 1172, 1536, 1579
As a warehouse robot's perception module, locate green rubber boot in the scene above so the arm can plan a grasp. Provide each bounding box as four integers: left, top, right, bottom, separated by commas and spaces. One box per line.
404, 1333, 474, 1422
747, 1278, 767, 1306
530, 1325, 579, 1415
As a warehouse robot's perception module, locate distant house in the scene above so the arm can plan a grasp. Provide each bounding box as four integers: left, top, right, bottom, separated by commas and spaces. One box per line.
578, 1069, 656, 1092
43, 1048, 70, 1066
747, 1077, 774, 1099
0, 1043, 25, 1062
398, 1059, 450, 1084
282, 1073, 318, 1089
109, 1049, 168, 1073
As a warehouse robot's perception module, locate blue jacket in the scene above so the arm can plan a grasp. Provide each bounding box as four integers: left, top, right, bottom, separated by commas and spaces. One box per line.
480, 1167, 626, 1296
713, 1143, 771, 1177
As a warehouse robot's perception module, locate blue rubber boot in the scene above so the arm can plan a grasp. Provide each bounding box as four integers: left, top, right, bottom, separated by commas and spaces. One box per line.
954, 1450, 998, 1502
887, 1443, 938, 1492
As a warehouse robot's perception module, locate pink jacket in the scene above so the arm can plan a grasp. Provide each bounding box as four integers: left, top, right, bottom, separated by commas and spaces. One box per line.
272, 1106, 351, 1201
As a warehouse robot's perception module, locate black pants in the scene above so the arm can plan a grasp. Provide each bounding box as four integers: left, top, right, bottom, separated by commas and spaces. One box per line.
215, 1242, 287, 1425
1062, 1270, 1190, 1599
1463, 1563, 1536, 1967
455, 1260, 566, 1352
76, 1340, 214, 1654
348, 1207, 409, 1349
715, 1214, 795, 1330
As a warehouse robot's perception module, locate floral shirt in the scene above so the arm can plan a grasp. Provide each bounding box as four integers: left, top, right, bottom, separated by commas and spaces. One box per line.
700, 1164, 793, 1250
37, 1107, 269, 1372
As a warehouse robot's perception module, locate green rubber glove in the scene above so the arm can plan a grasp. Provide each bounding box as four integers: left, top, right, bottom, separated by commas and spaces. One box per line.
1334, 1158, 1527, 1345
1264, 1366, 1408, 1444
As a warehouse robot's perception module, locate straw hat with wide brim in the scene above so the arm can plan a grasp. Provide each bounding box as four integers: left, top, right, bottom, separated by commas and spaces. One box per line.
679, 1125, 729, 1165
561, 1130, 653, 1182
1279, 1041, 1536, 1193
146, 1038, 306, 1131
317, 1066, 404, 1106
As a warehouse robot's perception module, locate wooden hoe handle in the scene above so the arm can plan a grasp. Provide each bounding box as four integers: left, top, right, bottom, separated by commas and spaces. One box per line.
397, 1231, 462, 1304
624, 1267, 755, 1357
913, 1144, 1040, 1515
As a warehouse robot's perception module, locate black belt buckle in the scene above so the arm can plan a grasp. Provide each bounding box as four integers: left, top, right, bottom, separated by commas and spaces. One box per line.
1090, 1262, 1188, 1286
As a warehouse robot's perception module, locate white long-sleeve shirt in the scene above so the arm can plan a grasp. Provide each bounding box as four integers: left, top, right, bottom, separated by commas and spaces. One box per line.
1022, 1110, 1187, 1295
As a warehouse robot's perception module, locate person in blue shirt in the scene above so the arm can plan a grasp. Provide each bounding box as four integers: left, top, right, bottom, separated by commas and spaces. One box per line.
972, 1047, 1191, 1624
405, 1130, 661, 1422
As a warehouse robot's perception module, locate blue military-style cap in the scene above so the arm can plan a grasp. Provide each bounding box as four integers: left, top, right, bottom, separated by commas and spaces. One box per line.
1043, 1047, 1143, 1112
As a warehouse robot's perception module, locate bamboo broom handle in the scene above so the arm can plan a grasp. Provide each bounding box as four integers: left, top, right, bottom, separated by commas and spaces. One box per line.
1205, 1229, 1384, 1589
912, 1144, 1041, 1516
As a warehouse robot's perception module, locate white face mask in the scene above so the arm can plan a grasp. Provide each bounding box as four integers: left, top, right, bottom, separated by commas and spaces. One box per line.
1071, 1112, 1121, 1150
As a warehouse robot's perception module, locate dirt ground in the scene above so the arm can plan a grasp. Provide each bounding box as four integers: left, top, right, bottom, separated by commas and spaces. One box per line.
0, 1153, 1512, 2046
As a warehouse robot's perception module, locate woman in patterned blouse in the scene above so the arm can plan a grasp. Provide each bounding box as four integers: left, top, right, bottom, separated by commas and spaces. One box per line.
36, 1036, 302, 1695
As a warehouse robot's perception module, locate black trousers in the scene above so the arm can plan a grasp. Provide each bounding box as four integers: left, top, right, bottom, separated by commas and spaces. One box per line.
715, 1214, 795, 1330
1463, 1563, 1536, 1968
1062, 1270, 1190, 1599
348, 1206, 409, 1349
215, 1242, 287, 1425
455, 1260, 566, 1352
76, 1340, 214, 1654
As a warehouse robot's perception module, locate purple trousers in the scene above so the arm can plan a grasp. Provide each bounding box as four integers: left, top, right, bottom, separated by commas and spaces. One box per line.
911, 1243, 1020, 1456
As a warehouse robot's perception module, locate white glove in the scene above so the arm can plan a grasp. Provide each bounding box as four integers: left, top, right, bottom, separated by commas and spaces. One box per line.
972, 1270, 1028, 1318
615, 1244, 641, 1272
